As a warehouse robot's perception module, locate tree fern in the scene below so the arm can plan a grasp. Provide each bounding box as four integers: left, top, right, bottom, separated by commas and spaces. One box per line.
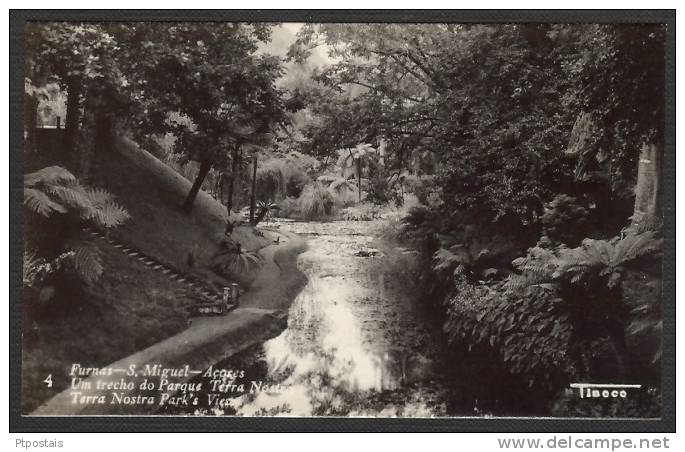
509, 232, 662, 291
87, 198, 129, 229
557, 232, 662, 288
65, 238, 104, 283
329, 177, 354, 194
434, 234, 518, 280
24, 187, 67, 217
84, 187, 115, 205
329, 177, 357, 206
24, 166, 129, 285
336, 143, 377, 172
24, 166, 75, 187
508, 246, 562, 290
24, 166, 129, 230
612, 231, 663, 265
45, 183, 93, 212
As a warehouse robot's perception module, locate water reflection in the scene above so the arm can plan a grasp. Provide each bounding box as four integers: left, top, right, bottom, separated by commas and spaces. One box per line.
165, 221, 449, 417
232, 283, 407, 415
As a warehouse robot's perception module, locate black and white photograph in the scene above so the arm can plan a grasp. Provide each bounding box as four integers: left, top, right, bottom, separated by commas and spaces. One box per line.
10, 10, 674, 432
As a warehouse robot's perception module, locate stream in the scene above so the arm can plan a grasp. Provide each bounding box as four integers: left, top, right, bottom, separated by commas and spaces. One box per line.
163, 220, 466, 417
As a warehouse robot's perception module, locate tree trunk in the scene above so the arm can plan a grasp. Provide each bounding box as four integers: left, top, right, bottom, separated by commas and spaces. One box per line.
24, 93, 38, 154
79, 88, 111, 182
182, 160, 212, 212
356, 157, 362, 202
632, 142, 662, 227
63, 76, 82, 154
226, 146, 241, 215
249, 155, 258, 223
214, 171, 224, 200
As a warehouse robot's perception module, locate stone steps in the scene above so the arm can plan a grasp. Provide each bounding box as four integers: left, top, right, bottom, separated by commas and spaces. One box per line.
82, 227, 238, 307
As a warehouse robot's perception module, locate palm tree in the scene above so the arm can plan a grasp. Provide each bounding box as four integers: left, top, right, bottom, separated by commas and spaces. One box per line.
336, 143, 378, 202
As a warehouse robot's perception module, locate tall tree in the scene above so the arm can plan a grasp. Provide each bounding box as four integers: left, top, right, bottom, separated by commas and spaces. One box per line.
291, 24, 578, 231
570, 24, 666, 226
113, 23, 287, 212
25, 23, 126, 174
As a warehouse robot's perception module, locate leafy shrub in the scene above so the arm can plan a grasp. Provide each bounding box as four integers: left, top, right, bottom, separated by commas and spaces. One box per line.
339, 203, 382, 221
508, 231, 663, 292
256, 158, 311, 202
255, 159, 287, 202
541, 194, 591, 246
210, 238, 264, 285
364, 173, 391, 205
277, 196, 299, 218
432, 234, 520, 282
625, 270, 663, 369
286, 170, 310, 198
328, 177, 357, 207
444, 278, 574, 391
503, 230, 663, 383
394, 205, 462, 308
625, 214, 663, 236
403, 175, 437, 205
376, 215, 406, 243
440, 228, 664, 410
399, 205, 439, 243
297, 183, 335, 220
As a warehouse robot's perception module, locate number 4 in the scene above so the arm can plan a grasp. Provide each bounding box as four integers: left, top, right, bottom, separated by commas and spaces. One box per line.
44, 374, 53, 388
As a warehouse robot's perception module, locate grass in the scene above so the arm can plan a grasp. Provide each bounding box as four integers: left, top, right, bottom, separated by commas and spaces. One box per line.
105, 136, 270, 261
22, 133, 271, 413
296, 183, 335, 220
22, 247, 191, 413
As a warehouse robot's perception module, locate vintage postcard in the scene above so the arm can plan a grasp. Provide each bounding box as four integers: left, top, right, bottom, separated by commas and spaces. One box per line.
13, 12, 674, 429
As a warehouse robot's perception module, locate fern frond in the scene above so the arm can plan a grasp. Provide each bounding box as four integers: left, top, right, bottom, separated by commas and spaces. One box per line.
65, 238, 104, 283
90, 200, 131, 229
85, 187, 115, 206
24, 166, 76, 187
24, 188, 68, 217
580, 238, 614, 266
614, 231, 663, 265
329, 177, 355, 194
47, 184, 93, 211
336, 149, 354, 169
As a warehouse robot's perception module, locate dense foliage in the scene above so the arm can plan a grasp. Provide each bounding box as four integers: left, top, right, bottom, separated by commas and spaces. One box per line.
288, 23, 666, 415
23, 22, 666, 417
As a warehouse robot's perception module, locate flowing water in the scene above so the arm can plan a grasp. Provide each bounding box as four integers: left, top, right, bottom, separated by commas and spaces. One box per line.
164, 220, 465, 417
